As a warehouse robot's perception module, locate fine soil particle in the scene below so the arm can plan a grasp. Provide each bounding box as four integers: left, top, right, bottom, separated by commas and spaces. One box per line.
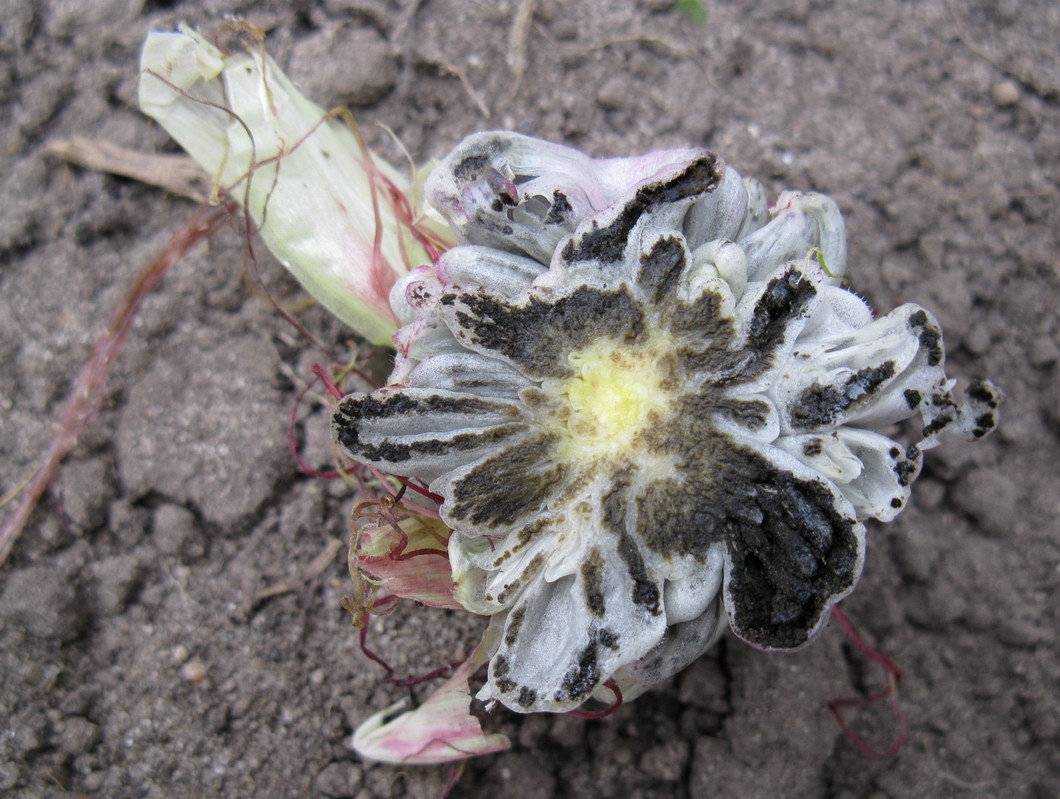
1, 1, 1057, 798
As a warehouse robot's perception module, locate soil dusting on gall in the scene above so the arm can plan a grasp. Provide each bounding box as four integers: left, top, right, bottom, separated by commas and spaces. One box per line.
1, 1, 1057, 797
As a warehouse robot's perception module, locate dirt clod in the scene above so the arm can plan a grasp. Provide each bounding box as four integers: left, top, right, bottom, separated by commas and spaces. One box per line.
90, 553, 144, 615
0, 564, 88, 642
56, 717, 102, 756
152, 504, 204, 559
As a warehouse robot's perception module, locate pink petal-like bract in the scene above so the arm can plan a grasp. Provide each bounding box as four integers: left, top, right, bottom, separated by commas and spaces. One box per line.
351, 624, 510, 764
353, 514, 462, 610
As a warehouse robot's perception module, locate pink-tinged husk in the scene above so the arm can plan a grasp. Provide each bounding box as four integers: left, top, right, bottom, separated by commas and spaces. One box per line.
138, 25, 454, 345
353, 514, 463, 610
351, 620, 510, 764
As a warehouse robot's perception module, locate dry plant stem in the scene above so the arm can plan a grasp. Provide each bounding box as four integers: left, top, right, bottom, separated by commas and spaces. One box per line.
418, 54, 491, 118
252, 536, 344, 607
506, 0, 537, 94
0, 204, 230, 565
44, 136, 209, 203
943, 0, 1013, 83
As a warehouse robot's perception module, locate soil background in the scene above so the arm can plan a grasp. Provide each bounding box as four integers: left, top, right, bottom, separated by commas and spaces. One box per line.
1, 1, 1057, 797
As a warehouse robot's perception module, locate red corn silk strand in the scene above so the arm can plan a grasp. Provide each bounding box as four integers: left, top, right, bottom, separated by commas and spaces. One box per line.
287, 366, 375, 480
386, 539, 448, 563
376, 171, 446, 264
312, 362, 345, 399
405, 508, 452, 549
0, 204, 229, 564
568, 680, 624, 720
361, 464, 444, 522
357, 603, 399, 675
286, 362, 370, 479
828, 604, 907, 759
394, 475, 445, 506
364, 462, 404, 501
377, 172, 415, 273
357, 603, 460, 688
287, 373, 346, 479
348, 122, 399, 314
371, 493, 448, 563
316, 354, 382, 395
354, 499, 447, 578
832, 604, 904, 677
388, 660, 463, 689
373, 494, 436, 562
374, 168, 442, 278
438, 762, 467, 799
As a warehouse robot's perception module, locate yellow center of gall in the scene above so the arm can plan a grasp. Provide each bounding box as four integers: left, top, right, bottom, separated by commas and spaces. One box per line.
555, 336, 673, 460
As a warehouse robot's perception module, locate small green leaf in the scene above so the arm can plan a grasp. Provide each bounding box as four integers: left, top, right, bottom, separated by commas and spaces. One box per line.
674, 0, 707, 27
809, 246, 836, 278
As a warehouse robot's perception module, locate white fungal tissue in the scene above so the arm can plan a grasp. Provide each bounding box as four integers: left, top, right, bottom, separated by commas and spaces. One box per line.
333, 132, 1001, 714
